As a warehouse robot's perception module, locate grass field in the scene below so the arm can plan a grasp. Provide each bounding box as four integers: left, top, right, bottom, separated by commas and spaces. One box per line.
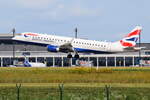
0, 67, 150, 100
0, 67, 150, 83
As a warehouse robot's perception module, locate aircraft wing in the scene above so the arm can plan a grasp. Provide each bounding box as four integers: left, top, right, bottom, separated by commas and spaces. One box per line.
58, 38, 75, 52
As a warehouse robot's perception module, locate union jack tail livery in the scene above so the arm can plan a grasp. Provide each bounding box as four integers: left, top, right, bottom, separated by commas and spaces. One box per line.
120, 26, 142, 47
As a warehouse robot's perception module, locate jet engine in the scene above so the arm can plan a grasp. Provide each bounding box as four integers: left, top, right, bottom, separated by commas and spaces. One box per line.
47, 45, 59, 52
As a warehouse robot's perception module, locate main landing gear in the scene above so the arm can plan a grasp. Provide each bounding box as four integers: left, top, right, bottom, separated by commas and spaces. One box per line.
67, 53, 72, 58
67, 52, 79, 59
74, 53, 79, 59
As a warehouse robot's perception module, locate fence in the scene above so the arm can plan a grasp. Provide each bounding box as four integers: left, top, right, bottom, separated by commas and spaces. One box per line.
0, 84, 149, 100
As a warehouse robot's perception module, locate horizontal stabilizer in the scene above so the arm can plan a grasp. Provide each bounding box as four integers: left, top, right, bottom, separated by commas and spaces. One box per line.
123, 46, 146, 51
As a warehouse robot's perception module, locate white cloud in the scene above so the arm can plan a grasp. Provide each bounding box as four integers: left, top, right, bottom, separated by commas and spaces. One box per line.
40, 4, 101, 20
16, 0, 56, 9
57, 4, 64, 9
63, 4, 101, 18
13, 0, 101, 21
70, 6, 100, 17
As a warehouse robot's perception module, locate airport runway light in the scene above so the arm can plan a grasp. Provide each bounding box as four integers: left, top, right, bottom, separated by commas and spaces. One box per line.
12, 28, 16, 65
75, 28, 77, 38
12, 28, 15, 37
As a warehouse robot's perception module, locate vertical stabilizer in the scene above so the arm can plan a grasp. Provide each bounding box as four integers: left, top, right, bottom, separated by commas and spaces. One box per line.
120, 26, 142, 47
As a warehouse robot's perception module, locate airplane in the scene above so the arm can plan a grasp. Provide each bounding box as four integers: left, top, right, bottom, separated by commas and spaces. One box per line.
23, 59, 46, 67
12, 26, 142, 58
9, 59, 46, 67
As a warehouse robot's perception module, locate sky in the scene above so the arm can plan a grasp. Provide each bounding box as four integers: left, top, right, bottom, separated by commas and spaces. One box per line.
0, 0, 149, 42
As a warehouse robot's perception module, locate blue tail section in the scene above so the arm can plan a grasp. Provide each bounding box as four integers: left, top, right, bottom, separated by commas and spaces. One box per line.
24, 60, 31, 67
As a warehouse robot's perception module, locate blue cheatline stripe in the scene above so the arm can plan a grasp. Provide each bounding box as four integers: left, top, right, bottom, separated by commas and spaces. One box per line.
47, 45, 111, 54
13, 40, 112, 54
74, 48, 112, 54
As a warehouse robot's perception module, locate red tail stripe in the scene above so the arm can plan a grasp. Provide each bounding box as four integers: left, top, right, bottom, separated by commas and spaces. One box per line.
120, 40, 134, 47
126, 30, 141, 37
24, 33, 38, 36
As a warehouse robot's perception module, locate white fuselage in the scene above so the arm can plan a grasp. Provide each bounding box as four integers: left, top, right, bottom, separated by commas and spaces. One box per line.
13, 26, 142, 54
13, 33, 124, 53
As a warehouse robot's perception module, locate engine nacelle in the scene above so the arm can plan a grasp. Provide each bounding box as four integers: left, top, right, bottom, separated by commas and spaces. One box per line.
47, 45, 59, 52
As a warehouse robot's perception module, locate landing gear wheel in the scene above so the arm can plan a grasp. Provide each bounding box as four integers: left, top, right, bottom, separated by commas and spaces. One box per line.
74, 54, 79, 59
67, 53, 72, 58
